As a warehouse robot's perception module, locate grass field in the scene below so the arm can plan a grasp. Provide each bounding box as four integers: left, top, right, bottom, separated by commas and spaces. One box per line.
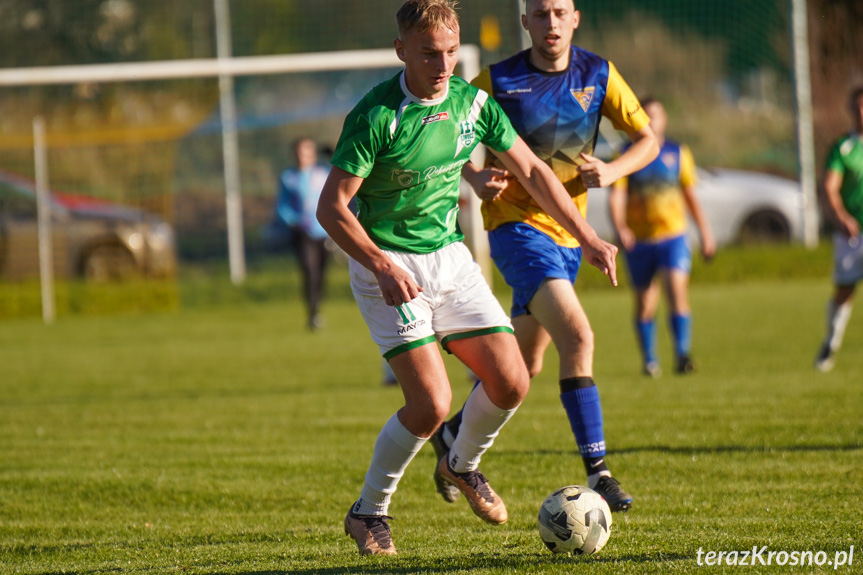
1, 255, 862, 573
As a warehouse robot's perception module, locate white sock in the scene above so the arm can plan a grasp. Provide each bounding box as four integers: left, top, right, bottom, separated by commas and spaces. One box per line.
824, 300, 853, 352
449, 384, 519, 473
354, 413, 426, 516
587, 470, 611, 489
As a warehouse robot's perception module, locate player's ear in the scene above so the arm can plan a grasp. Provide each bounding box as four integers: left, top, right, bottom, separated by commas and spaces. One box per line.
520, 13, 527, 30
394, 37, 406, 62
572, 10, 580, 30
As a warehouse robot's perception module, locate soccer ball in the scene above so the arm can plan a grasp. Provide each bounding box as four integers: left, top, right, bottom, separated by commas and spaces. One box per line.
537, 485, 612, 555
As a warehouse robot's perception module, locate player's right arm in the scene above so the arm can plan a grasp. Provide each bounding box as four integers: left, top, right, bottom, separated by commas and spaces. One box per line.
608, 177, 635, 251
490, 136, 619, 286
316, 167, 422, 306
823, 168, 860, 237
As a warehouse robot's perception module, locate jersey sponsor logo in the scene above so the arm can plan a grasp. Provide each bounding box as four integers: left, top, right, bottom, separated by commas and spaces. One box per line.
391, 169, 420, 187
391, 162, 464, 187
422, 111, 450, 125
506, 87, 532, 94
626, 102, 643, 119
458, 120, 476, 148
570, 87, 595, 112
423, 161, 463, 181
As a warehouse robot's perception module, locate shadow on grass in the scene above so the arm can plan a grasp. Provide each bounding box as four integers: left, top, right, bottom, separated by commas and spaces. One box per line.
25, 546, 690, 574
507, 442, 863, 458
173, 550, 690, 575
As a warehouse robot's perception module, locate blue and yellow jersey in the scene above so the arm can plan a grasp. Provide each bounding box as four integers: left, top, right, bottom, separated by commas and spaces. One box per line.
473, 46, 649, 247
614, 139, 697, 241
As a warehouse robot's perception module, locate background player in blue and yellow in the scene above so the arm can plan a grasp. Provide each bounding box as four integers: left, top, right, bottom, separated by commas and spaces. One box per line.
610, 97, 715, 377
430, 0, 658, 512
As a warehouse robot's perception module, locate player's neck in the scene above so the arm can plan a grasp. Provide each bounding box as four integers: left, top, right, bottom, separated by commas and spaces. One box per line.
527, 48, 570, 73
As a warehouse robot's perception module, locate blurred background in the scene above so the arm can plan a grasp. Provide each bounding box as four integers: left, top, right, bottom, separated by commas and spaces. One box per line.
0, 0, 861, 318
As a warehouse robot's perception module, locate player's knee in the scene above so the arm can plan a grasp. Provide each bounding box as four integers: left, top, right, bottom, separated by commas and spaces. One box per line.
577, 326, 595, 355
402, 394, 451, 437
497, 368, 530, 409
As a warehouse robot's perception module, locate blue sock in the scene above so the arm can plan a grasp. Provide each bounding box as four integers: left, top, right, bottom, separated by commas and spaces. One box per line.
559, 378, 606, 466
635, 319, 657, 364
670, 313, 692, 358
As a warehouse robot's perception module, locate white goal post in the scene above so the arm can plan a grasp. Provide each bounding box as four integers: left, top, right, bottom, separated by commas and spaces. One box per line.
0, 45, 494, 286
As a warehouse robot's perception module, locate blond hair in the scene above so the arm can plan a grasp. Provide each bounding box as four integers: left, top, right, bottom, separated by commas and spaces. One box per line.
396, 0, 459, 37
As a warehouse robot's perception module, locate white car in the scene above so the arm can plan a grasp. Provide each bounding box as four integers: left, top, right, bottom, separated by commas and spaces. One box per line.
585, 166, 807, 247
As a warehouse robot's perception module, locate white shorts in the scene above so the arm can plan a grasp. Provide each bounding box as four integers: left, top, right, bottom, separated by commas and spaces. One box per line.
833, 232, 863, 285
349, 241, 513, 359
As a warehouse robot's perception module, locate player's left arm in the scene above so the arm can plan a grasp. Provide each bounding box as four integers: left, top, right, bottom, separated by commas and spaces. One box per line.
579, 63, 658, 189
490, 137, 618, 286
679, 145, 715, 260
578, 126, 657, 189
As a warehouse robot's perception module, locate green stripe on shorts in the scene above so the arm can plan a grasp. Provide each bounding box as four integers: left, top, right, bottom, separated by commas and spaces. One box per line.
383, 335, 437, 360
440, 326, 514, 353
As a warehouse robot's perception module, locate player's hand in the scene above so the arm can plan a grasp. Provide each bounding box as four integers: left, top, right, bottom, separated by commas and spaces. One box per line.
581, 235, 619, 287
701, 230, 717, 262
375, 264, 423, 307
577, 153, 618, 189
468, 167, 512, 201
616, 226, 636, 251
839, 213, 861, 238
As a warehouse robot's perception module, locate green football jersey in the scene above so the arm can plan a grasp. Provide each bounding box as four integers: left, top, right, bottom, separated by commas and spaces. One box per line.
331, 72, 518, 253
826, 133, 863, 227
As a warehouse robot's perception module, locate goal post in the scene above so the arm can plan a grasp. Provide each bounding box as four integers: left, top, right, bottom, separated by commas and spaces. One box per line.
0, 45, 493, 285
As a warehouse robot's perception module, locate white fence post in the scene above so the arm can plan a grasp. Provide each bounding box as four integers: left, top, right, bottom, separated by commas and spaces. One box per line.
215, 0, 247, 285
33, 116, 55, 324
791, 0, 819, 248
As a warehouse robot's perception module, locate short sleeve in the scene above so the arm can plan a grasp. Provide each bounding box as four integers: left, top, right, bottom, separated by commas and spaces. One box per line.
678, 144, 698, 188
330, 105, 386, 178
602, 62, 650, 133
825, 138, 846, 175
478, 92, 518, 153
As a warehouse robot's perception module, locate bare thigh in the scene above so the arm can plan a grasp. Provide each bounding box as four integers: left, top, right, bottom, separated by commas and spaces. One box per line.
446, 331, 530, 410
387, 342, 452, 438
525, 278, 594, 379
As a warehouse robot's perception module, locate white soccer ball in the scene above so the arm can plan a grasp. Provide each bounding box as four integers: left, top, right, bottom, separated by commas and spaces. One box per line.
537, 485, 612, 555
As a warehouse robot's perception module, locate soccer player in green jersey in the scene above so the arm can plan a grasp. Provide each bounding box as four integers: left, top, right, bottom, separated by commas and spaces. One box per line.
815, 86, 863, 372
318, 0, 618, 556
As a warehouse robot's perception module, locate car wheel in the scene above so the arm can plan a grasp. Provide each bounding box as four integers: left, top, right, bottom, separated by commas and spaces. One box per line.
83, 245, 139, 282
738, 210, 790, 244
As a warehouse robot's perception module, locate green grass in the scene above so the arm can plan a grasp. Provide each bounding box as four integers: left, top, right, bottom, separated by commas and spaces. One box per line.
1, 250, 862, 573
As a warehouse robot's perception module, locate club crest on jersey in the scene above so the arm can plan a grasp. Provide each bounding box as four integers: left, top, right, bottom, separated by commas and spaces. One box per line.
571, 87, 595, 112
458, 120, 476, 148
661, 151, 677, 167
422, 111, 450, 125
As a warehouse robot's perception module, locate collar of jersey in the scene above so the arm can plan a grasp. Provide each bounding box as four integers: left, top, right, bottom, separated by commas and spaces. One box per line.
399, 71, 449, 106
522, 46, 574, 77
